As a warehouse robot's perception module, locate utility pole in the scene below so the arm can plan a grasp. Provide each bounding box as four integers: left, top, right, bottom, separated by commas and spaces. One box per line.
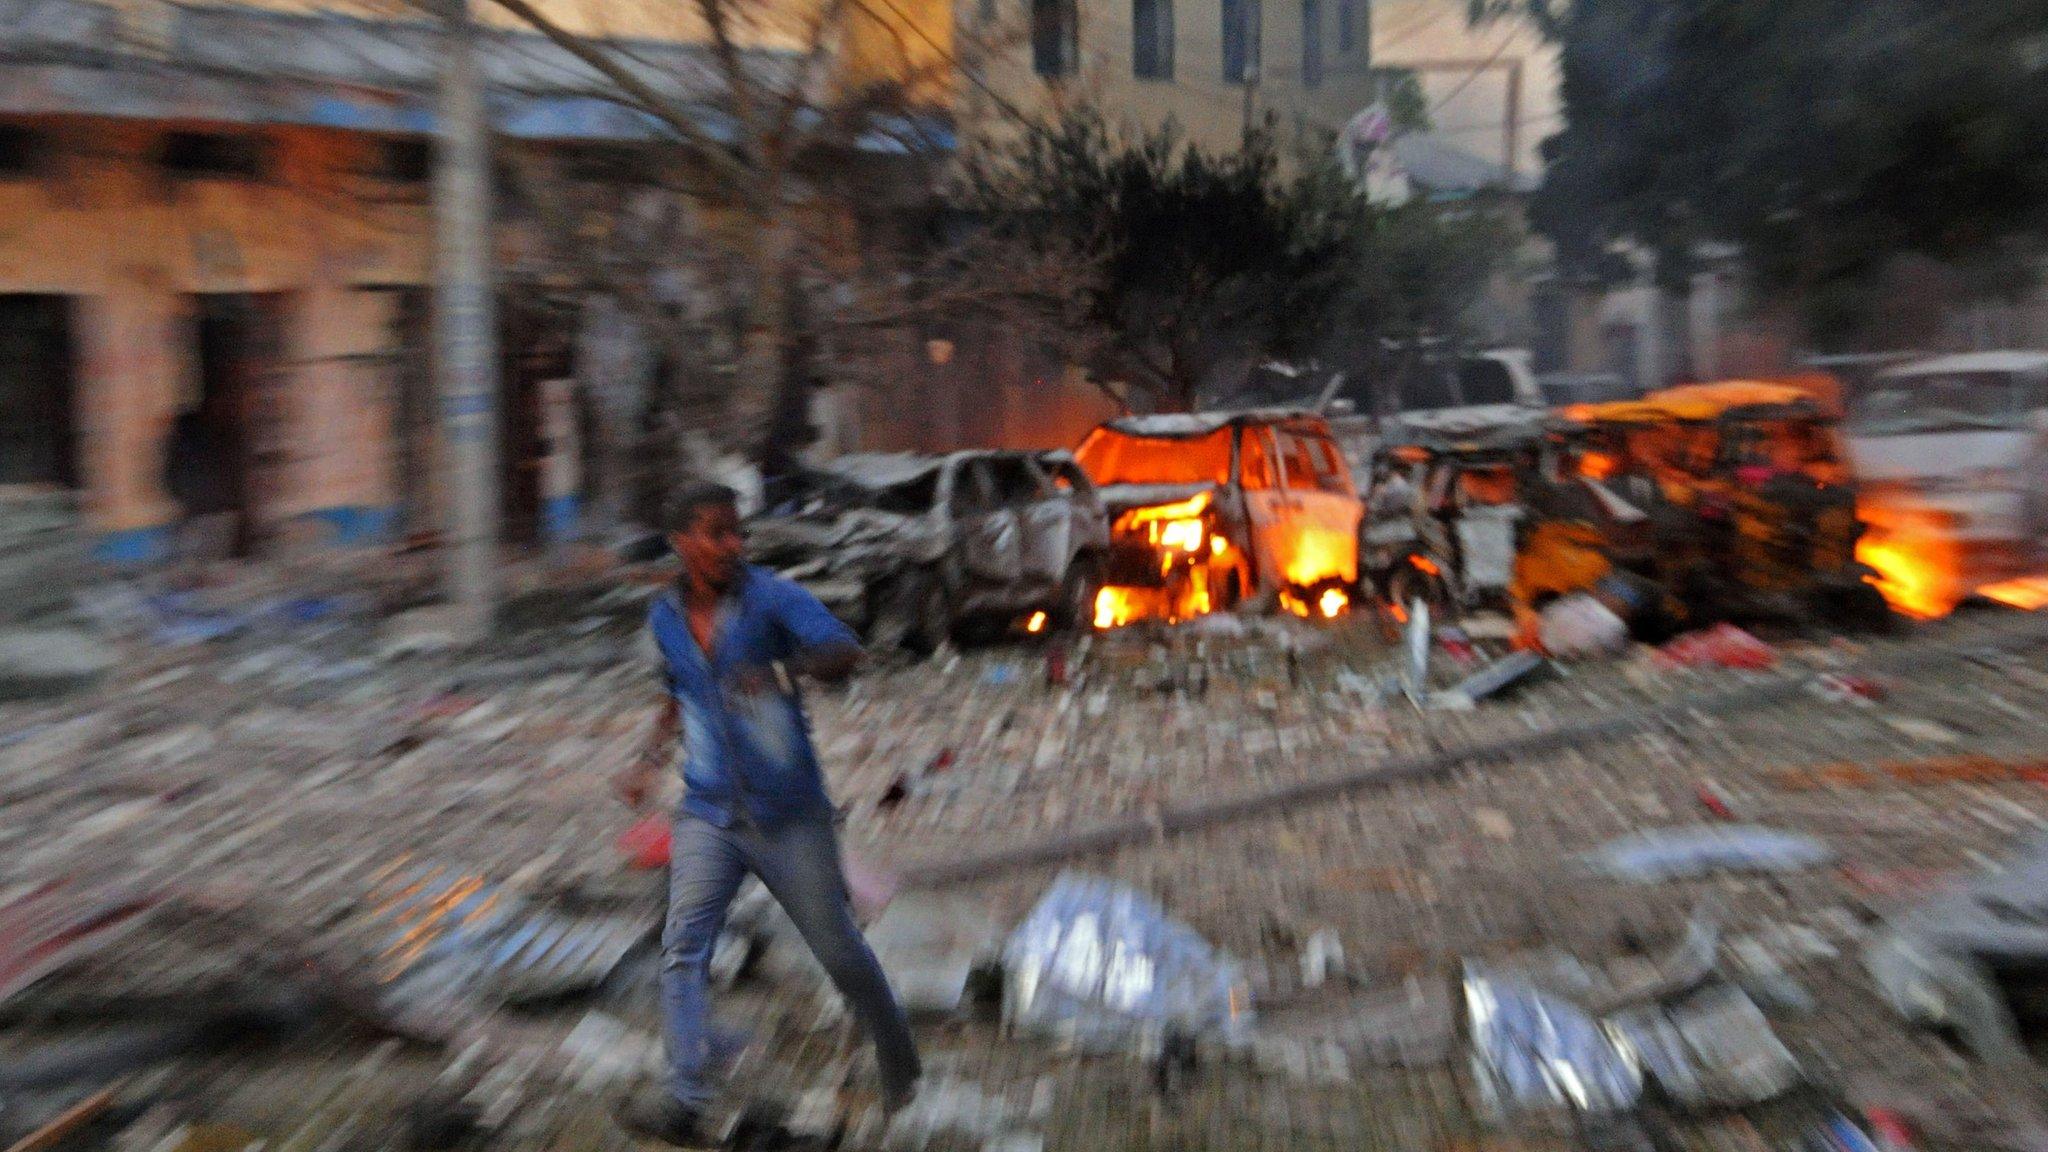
1503, 58, 1522, 180
432, 0, 502, 634
1239, 0, 1261, 146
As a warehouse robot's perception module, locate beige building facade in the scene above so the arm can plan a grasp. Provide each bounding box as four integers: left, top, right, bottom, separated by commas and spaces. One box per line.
0, 0, 943, 557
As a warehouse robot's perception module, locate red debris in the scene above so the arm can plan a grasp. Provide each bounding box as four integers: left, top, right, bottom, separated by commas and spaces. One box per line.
1816, 673, 1889, 703
1839, 864, 1953, 900
0, 882, 163, 1002
1864, 1108, 1919, 1151
1696, 780, 1740, 820
1655, 624, 1777, 670
617, 814, 673, 870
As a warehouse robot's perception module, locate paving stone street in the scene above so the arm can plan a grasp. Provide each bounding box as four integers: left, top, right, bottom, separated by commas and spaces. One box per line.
4, 560, 2048, 1151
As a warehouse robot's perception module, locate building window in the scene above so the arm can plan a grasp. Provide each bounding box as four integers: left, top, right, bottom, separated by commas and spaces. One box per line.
160, 132, 269, 180
1133, 0, 1173, 79
0, 125, 45, 177
1222, 0, 1260, 83
1302, 0, 1323, 86
1032, 0, 1078, 77
373, 139, 432, 183
1337, 0, 1356, 53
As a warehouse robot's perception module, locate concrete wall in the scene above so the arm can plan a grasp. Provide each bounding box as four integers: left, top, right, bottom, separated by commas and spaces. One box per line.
848, 322, 1122, 454
0, 119, 429, 558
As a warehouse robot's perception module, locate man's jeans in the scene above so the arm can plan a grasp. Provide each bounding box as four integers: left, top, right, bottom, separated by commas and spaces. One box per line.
662, 812, 920, 1109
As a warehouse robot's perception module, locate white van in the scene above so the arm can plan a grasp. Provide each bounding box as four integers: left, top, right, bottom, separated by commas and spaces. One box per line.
1846, 351, 2048, 591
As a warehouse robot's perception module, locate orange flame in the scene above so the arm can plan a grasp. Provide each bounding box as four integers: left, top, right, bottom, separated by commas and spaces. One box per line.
1093, 580, 1211, 629
1116, 491, 1212, 528
1979, 577, 2048, 611
1578, 451, 1618, 480
1855, 502, 1963, 620
1283, 526, 1358, 588
1278, 586, 1351, 619
1024, 611, 1048, 633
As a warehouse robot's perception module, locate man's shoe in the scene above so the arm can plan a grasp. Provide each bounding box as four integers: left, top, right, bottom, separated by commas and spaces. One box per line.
881, 1078, 919, 1118
613, 1095, 715, 1148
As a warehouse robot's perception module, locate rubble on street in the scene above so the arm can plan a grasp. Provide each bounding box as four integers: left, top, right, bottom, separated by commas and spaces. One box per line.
4, 555, 2048, 1152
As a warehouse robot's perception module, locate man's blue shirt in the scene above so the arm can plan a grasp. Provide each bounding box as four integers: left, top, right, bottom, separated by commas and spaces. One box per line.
646, 565, 859, 827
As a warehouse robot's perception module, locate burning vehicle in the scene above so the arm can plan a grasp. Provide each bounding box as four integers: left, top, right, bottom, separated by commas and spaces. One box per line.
1845, 352, 2048, 617
1074, 410, 1363, 626
1555, 382, 1886, 626
1361, 407, 1553, 618
747, 451, 1109, 650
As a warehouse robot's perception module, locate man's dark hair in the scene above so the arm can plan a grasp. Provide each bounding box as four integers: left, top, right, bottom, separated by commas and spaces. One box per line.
663, 481, 740, 533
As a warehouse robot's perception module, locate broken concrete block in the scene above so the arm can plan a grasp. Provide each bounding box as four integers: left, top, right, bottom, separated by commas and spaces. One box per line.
1663, 984, 1801, 1105
787, 1087, 844, 1141
882, 1077, 1015, 1150
0, 627, 115, 700
1298, 928, 1345, 989
863, 895, 1004, 1016
378, 607, 469, 659
1864, 929, 2028, 1066
1252, 1035, 1312, 1081
1326, 979, 1458, 1068
1863, 831, 2048, 1065
1579, 825, 1833, 882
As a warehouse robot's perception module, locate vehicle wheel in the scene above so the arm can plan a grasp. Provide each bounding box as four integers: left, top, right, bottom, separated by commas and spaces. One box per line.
868, 570, 953, 655
1386, 562, 1457, 624
1824, 582, 1896, 634
1216, 567, 1246, 611
1054, 554, 1104, 630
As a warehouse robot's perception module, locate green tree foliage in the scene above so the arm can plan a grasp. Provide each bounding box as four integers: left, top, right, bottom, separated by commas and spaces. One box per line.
1374, 68, 1433, 134
1517, 0, 2048, 345
965, 109, 1515, 410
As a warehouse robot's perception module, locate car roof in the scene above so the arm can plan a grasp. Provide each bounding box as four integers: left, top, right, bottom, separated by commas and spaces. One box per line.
1099, 408, 1326, 438
1877, 351, 2048, 378
1566, 381, 1825, 426
818, 453, 945, 490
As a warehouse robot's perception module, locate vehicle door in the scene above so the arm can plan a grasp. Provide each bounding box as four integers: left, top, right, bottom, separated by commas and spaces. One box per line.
1274, 426, 1363, 587
1024, 456, 1104, 583
1237, 424, 1288, 593
1044, 455, 1110, 551
952, 457, 1025, 585
2023, 368, 2048, 547
992, 454, 1071, 585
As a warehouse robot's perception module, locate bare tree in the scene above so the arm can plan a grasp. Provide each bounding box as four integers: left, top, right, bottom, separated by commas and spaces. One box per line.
456, 0, 1090, 506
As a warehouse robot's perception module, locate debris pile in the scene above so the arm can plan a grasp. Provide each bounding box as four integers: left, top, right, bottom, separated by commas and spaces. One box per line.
0, 554, 2045, 1150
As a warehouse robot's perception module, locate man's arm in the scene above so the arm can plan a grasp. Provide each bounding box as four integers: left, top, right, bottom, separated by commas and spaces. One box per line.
616, 605, 679, 810
784, 642, 860, 684
613, 691, 676, 810
731, 577, 862, 691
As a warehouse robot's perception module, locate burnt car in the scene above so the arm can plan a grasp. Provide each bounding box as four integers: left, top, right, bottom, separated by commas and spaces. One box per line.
747, 451, 1110, 651
1075, 410, 1364, 625
1361, 407, 1553, 618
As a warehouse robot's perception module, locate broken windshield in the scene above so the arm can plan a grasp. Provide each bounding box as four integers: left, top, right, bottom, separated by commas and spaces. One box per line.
1075, 427, 1234, 487
1849, 372, 2043, 436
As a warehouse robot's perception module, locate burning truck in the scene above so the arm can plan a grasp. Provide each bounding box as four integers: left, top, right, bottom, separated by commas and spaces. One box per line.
1073, 410, 1364, 627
